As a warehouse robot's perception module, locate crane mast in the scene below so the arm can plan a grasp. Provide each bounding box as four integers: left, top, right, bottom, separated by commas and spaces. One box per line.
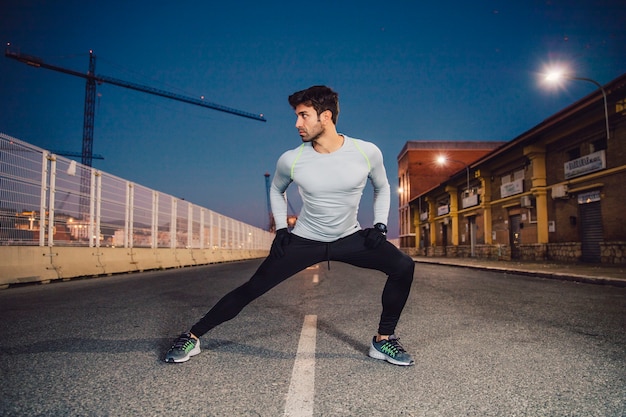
82, 51, 96, 167
264, 172, 275, 232
264, 172, 298, 233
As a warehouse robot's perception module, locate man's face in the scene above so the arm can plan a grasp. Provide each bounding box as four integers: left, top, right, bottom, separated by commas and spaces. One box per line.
294, 103, 324, 142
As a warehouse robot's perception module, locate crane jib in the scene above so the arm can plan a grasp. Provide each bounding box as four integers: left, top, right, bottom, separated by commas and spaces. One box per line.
4, 48, 267, 122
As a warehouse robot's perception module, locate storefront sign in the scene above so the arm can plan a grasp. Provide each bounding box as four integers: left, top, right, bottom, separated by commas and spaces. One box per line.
577, 190, 601, 204
501, 178, 523, 198
437, 204, 449, 216
564, 150, 606, 179
462, 194, 479, 208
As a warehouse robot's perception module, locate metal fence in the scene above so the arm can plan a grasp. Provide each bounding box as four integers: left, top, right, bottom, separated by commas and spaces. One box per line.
0, 132, 273, 250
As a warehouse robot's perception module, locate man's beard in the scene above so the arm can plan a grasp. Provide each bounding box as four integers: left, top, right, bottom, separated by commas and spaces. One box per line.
302, 120, 324, 142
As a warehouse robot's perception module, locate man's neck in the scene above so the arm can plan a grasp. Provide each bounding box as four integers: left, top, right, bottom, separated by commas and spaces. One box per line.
312, 132, 344, 154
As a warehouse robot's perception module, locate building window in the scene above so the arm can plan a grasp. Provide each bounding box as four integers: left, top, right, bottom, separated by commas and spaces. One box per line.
591, 138, 607, 153
567, 147, 581, 160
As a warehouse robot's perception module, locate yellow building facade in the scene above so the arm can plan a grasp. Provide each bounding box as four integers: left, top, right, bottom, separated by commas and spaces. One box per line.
402, 72, 626, 264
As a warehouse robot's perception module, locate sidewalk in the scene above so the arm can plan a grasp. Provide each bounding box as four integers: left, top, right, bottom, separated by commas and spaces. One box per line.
412, 256, 626, 287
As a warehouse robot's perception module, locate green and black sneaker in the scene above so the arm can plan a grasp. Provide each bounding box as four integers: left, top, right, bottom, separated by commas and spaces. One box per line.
164, 332, 201, 363
368, 335, 414, 366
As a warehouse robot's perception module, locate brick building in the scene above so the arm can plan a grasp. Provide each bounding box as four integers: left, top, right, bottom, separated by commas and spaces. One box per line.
400, 72, 626, 264
397, 141, 505, 248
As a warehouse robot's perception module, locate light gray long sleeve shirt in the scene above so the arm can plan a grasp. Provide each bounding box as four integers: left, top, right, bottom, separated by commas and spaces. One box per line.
270, 135, 390, 242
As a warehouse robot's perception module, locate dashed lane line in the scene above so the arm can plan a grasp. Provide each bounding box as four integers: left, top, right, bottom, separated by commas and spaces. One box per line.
284, 314, 317, 417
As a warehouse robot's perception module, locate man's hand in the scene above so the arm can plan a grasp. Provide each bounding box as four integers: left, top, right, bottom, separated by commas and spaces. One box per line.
362, 223, 387, 249
270, 228, 291, 258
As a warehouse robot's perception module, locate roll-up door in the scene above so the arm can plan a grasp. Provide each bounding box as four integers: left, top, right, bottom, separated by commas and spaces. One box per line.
580, 201, 603, 263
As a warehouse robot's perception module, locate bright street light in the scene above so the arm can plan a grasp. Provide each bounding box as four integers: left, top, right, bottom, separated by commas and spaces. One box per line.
437, 156, 470, 194
543, 69, 610, 141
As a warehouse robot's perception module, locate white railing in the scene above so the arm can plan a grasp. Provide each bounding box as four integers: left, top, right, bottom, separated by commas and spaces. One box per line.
0, 132, 273, 250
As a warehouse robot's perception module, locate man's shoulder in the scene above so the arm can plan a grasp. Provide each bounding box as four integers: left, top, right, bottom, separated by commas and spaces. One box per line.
276, 143, 309, 170
343, 134, 376, 146
278, 143, 308, 159
344, 135, 382, 155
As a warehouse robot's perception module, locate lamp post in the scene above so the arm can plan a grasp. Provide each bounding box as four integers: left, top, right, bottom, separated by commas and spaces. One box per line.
544, 71, 610, 140
437, 156, 470, 194
436, 156, 474, 257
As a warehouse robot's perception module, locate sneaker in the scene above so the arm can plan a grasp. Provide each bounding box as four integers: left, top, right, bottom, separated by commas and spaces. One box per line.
368, 335, 414, 366
164, 332, 201, 363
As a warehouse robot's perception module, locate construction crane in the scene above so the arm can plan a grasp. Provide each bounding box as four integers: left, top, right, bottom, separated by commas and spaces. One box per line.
5, 46, 267, 167
5, 45, 267, 220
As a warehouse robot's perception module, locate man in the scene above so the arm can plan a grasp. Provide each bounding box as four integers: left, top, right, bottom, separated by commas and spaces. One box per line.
165, 85, 415, 366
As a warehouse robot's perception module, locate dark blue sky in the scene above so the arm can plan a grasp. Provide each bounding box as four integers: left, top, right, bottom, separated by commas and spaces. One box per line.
2, 0, 625, 235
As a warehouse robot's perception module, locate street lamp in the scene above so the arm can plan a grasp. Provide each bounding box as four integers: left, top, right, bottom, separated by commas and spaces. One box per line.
544, 70, 610, 140
437, 156, 470, 194
437, 155, 474, 257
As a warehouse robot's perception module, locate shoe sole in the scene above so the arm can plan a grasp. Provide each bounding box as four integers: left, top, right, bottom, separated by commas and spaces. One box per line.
164, 344, 201, 363
368, 345, 414, 366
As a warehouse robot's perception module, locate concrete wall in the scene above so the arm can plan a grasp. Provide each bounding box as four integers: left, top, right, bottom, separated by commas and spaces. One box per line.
0, 246, 269, 288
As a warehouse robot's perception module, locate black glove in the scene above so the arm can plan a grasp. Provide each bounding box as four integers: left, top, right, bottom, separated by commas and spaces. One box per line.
362, 223, 387, 249
270, 228, 291, 258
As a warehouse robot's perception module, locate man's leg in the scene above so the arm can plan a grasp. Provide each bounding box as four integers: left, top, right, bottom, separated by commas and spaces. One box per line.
331, 232, 415, 365
189, 241, 324, 336
331, 232, 415, 335
165, 235, 327, 363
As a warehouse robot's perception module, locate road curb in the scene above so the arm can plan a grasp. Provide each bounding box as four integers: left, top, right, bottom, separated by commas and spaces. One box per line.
413, 259, 626, 288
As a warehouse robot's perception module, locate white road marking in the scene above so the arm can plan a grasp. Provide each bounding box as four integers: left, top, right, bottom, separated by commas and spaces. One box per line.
284, 315, 317, 417
312, 274, 319, 284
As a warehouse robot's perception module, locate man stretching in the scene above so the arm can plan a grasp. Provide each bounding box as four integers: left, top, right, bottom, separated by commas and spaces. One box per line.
165, 85, 415, 366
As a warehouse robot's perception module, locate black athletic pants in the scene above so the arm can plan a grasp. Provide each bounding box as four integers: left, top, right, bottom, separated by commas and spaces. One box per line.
189, 231, 415, 337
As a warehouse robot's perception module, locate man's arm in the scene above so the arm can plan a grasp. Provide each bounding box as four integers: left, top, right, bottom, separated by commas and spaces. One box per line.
368, 145, 391, 226
269, 153, 293, 230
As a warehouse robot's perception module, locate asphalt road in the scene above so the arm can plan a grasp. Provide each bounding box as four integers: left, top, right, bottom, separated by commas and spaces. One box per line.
1, 259, 625, 416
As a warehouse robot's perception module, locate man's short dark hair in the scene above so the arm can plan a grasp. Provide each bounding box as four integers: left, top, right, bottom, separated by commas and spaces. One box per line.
288, 85, 340, 124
